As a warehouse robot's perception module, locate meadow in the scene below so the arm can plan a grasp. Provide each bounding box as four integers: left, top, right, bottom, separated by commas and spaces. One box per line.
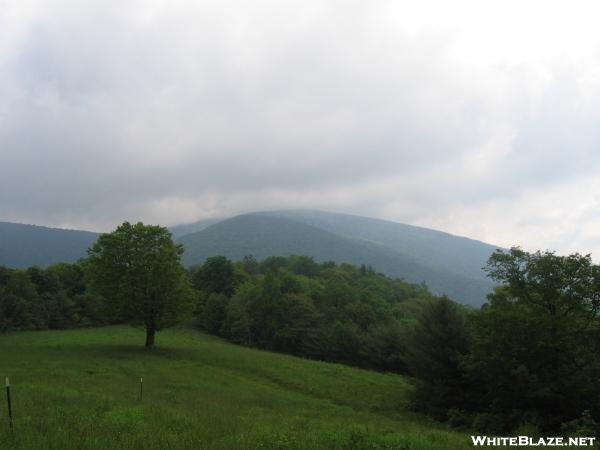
0, 325, 471, 449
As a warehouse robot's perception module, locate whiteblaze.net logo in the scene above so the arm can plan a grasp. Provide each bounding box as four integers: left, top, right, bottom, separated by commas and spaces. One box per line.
471, 436, 596, 447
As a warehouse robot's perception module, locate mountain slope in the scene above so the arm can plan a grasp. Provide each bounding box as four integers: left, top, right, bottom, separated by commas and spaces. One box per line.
177, 214, 496, 306
0, 210, 500, 305
0, 222, 99, 268
260, 209, 499, 285
169, 218, 223, 238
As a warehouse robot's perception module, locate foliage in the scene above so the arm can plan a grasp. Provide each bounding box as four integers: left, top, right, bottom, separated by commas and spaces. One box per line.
463, 248, 600, 432
191, 255, 239, 297
194, 255, 437, 371
87, 222, 194, 348
176, 213, 495, 306
404, 296, 471, 421
0, 263, 106, 332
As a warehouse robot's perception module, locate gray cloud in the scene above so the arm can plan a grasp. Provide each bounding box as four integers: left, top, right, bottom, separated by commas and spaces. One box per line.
1, 0, 600, 257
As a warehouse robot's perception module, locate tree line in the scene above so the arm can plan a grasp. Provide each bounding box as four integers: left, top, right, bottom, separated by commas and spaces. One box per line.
190, 250, 600, 436
1, 221, 599, 436
0, 262, 106, 331
404, 249, 600, 436
191, 254, 435, 372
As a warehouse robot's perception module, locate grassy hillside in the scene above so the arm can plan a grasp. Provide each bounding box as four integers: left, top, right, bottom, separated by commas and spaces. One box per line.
0, 222, 99, 268
0, 326, 470, 449
177, 214, 494, 306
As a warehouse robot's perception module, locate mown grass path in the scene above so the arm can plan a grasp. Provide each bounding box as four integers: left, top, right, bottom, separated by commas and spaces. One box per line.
0, 326, 469, 449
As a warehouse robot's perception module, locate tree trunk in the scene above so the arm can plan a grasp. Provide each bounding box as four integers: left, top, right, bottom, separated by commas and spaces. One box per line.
145, 324, 156, 349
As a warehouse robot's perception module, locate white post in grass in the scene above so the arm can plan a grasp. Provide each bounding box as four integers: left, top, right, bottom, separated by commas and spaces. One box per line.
140, 377, 143, 402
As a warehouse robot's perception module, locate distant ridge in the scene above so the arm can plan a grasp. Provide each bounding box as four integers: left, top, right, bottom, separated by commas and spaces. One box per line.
0, 222, 99, 268
259, 209, 499, 282
0, 210, 500, 306
169, 218, 223, 238
176, 211, 499, 306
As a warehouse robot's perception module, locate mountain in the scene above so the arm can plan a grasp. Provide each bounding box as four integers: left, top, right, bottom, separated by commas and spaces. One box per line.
0, 222, 99, 268
169, 218, 223, 239
0, 210, 501, 306
177, 211, 500, 306
261, 210, 499, 281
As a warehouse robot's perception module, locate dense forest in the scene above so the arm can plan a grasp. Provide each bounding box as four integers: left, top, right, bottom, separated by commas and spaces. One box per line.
0, 262, 107, 331
2, 248, 600, 437
191, 254, 436, 372
190, 252, 600, 436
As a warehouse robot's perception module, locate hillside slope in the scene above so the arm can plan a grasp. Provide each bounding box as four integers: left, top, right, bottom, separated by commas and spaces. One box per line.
261, 210, 499, 301
0, 326, 468, 449
0, 222, 99, 268
177, 214, 494, 306
260, 210, 499, 278
0, 210, 499, 305
169, 218, 222, 238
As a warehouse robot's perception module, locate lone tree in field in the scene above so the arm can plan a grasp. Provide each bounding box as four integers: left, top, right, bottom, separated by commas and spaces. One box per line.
87, 222, 194, 349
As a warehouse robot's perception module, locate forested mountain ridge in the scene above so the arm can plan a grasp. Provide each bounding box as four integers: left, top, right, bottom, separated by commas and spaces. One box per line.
0, 210, 499, 305
176, 212, 498, 306
169, 218, 223, 238
259, 210, 499, 279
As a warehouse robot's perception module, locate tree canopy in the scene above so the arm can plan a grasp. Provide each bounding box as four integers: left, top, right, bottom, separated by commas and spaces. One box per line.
467, 248, 600, 431
87, 222, 194, 348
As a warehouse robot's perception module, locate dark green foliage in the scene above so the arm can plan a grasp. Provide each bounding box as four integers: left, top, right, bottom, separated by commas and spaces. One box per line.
404, 297, 471, 420
198, 293, 229, 335
272, 293, 320, 354
405, 297, 469, 386
176, 211, 497, 306
561, 411, 600, 438
463, 248, 600, 432
200, 255, 437, 371
241, 254, 259, 275
221, 281, 261, 345
87, 222, 195, 348
191, 255, 238, 297
359, 323, 407, 373
0, 263, 106, 332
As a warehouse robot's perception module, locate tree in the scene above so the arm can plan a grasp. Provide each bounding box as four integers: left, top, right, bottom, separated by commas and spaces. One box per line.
192, 256, 237, 297
466, 248, 600, 432
198, 293, 228, 335
272, 293, 319, 355
221, 281, 260, 345
241, 255, 259, 275
404, 296, 471, 420
87, 222, 194, 349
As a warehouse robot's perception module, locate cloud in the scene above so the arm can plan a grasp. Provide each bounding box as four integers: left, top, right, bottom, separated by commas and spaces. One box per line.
1, 0, 600, 258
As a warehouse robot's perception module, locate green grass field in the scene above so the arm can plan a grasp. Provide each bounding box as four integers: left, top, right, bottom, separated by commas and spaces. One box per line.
0, 326, 471, 449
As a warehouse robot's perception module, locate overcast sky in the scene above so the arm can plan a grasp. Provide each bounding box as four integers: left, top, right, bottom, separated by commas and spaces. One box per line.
1, 0, 600, 256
